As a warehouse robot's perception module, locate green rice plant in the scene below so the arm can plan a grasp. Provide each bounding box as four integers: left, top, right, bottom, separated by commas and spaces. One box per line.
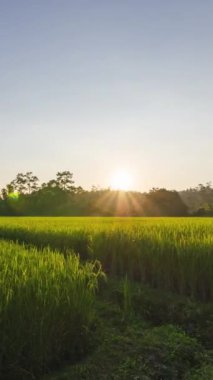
122, 275, 133, 317
0, 217, 212, 301
0, 240, 103, 379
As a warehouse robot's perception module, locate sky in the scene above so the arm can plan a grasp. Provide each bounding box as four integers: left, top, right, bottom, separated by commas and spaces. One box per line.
0, 0, 213, 192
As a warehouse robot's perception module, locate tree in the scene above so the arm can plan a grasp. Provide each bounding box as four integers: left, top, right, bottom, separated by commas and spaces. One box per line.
56, 171, 75, 191
42, 180, 59, 189
10, 173, 27, 194
9, 172, 39, 194
1, 184, 15, 199
25, 172, 39, 194
1, 188, 7, 200
144, 189, 188, 216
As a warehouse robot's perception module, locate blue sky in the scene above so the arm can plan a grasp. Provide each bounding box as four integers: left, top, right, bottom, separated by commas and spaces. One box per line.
0, 0, 212, 191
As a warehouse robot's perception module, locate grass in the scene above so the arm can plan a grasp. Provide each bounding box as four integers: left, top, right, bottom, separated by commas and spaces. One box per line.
0, 217, 212, 379
41, 280, 212, 380
0, 217, 212, 300
0, 240, 103, 379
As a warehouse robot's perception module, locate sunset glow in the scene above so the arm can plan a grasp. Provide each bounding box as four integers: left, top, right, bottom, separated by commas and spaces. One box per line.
110, 170, 133, 191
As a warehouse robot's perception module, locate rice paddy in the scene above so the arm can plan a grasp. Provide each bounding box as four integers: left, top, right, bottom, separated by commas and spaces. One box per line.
0, 239, 102, 379
0, 217, 212, 379
0, 217, 212, 301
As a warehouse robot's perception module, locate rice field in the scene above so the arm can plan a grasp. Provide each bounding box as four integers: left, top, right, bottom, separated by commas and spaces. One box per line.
0, 239, 102, 379
0, 217, 212, 301
0, 217, 212, 379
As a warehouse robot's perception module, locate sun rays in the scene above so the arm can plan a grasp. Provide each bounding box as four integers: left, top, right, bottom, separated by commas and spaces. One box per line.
110, 170, 133, 191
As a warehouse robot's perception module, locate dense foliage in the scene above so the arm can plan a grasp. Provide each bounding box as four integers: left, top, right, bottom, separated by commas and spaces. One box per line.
0, 171, 189, 216
180, 183, 213, 215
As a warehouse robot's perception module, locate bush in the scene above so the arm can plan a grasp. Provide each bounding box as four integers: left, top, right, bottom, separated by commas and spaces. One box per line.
114, 282, 213, 348
139, 325, 203, 379
185, 365, 213, 379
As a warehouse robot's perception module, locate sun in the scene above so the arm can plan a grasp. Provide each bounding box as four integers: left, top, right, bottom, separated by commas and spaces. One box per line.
110, 170, 133, 191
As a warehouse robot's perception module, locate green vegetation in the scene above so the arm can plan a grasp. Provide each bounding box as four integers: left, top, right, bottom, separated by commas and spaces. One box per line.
180, 183, 213, 216
0, 217, 212, 301
1, 171, 213, 216
0, 217, 212, 379
0, 240, 102, 379
0, 171, 189, 216
41, 280, 212, 380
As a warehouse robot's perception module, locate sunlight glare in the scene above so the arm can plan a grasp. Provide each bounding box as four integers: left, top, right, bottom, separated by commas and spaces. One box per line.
110, 170, 133, 191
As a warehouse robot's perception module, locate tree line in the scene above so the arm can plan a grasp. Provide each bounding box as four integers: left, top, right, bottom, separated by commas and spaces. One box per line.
0, 171, 212, 216
179, 182, 213, 216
